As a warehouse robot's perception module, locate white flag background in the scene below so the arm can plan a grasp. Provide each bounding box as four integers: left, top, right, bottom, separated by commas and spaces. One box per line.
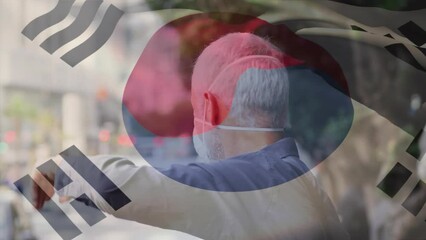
0, 0, 425, 239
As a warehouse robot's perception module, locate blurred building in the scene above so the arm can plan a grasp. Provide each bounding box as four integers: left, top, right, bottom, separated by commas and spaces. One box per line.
0, 0, 197, 179
0, 0, 127, 177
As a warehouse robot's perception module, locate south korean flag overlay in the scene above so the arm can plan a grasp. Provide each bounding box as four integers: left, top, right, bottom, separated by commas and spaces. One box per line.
121, 12, 354, 191
117, 3, 426, 237
21, 2, 425, 239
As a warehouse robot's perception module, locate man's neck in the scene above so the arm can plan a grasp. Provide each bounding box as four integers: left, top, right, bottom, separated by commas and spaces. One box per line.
221, 131, 284, 159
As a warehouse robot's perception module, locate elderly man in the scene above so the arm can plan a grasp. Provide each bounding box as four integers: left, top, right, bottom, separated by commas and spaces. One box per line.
33, 33, 348, 240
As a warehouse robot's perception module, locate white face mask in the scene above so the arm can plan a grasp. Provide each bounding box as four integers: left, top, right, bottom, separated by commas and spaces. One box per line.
193, 103, 284, 134
193, 134, 208, 161
193, 130, 226, 161
195, 118, 284, 132
192, 103, 284, 161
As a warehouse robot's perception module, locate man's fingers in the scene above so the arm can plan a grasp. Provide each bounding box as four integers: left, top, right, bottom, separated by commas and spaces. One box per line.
30, 156, 64, 209
33, 183, 42, 208
32, 173, 44, 208
31, 171, 55, 209
34, 184, 45, 209
59, 196, 71, 203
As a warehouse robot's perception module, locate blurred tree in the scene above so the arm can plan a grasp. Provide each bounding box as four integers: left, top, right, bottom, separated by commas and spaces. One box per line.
4, 94, 37, 138
3, 94, 38, 162
4, 94, 37, 121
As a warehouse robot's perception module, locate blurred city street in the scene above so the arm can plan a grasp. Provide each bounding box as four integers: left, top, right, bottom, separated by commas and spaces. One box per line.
1, 0, 426, 239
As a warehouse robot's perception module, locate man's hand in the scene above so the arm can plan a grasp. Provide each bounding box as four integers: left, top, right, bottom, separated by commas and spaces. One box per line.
31, 156, 70, 209
31, 169, 55, 209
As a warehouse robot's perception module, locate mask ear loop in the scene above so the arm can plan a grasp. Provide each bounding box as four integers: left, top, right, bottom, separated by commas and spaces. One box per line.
196, 55, 286, 134
193, 97, 212, 142
202, 98, 208, 144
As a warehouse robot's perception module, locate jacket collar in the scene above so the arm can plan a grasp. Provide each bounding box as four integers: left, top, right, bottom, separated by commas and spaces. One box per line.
259, 137, 299, 159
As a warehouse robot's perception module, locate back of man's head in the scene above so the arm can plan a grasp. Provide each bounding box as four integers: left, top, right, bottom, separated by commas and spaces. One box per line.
192, 32, 302, 129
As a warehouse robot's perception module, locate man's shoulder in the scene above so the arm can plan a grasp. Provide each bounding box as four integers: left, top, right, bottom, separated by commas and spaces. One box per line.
162, 148, 309, 192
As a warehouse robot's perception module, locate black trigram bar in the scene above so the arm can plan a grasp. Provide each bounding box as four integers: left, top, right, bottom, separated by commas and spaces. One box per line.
401, 180, 426, 216
350, 25, 367, 32
70, 194, 107, 226
59, 145, 131, 211
37, 159, 73, 191
60, 4, 124, 67
406, 129, 424, 160
398, 21, 426, 47
385, 44, 426, 72
349, 22, 426, 72
21, 0, 124, 67
21, 0, 76, 40
14, 175, 82, 240
377, 162, 412, 198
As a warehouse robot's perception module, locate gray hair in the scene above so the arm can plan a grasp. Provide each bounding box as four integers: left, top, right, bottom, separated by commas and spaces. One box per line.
192, 33, 290, 128
231, 67, 289, 128
209, 63, 289, 128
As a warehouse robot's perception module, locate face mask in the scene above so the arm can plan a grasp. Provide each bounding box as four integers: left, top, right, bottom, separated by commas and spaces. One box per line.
195, 118, 284, 132
193, 134, 208, 161
193, 102, 283, 160
194, 103, 284, 134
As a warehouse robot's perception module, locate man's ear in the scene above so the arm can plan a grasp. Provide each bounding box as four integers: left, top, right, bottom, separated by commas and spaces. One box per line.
204, 92, 220, 126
